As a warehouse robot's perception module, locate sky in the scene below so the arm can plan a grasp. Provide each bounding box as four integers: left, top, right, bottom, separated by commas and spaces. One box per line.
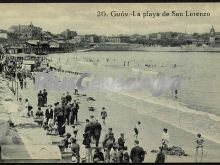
0, 3, 220, 36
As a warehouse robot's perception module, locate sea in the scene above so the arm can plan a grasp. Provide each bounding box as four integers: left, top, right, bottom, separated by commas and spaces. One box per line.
48, 51, 220, 144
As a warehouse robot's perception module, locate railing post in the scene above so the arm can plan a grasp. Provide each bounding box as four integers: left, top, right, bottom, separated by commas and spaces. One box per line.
17, 81, 18, 101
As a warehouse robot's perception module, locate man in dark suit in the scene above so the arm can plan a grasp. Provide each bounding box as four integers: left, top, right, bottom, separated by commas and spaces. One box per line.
65, 91, 72, 103
93, 120, 102, 147
130, 140, 146, 163
73, 100, 79, 122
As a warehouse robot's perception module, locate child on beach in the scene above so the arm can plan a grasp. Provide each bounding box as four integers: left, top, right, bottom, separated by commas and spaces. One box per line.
196, 134, 205, 155
134, 121, 141, 139
72, 125, 78, 138
46, 119, 54, 135
52, 121, 59, 135
161, 128, 170, 150
101, 107, 107, 125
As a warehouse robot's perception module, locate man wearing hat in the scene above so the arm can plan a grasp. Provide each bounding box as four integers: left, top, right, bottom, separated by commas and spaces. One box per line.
89, 115, 96, 143
93, 119, 102, 147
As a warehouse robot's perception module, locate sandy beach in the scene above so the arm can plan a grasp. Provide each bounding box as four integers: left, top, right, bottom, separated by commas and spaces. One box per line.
2, 51, 217, 163
1, 50, 220, 163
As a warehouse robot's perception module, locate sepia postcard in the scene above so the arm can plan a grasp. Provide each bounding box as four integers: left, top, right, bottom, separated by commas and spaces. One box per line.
0, 3, 220, 163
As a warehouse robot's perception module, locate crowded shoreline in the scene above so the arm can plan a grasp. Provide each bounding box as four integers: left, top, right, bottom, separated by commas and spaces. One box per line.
1, 51, 220, 163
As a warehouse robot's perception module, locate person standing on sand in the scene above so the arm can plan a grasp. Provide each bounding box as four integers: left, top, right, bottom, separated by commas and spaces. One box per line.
70, 102, 76, 125
73, 100, 79, 122
196, 133, 205, 156
82, 132, 92, 163
61, 93, 66, 105
42, 89, 48, 107
134, 121, 141, 139
93, 148, 105, 163
101, 107, 107, 125
161, 128, 170, 150
84, 119, 92, 139
71, 138, 80, 163
66, 91, 72, 103
64, 102, 71, 125
93, 119, 102, 147
118, 133, 126, 149
37, 90, 44, 107
130, 140, 146, 163
155, 147, 166, 163
74, 86, 78, 95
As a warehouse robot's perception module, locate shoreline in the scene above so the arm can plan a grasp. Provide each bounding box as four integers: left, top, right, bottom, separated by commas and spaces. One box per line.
2, 68, 220, 162
47, 53, 220, 146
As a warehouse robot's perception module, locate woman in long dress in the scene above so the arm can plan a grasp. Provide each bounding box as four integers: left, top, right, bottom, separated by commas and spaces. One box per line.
20, 98, 29, 117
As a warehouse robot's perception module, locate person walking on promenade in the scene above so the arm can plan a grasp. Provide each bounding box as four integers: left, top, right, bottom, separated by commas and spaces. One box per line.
43, 89, 48, 107
93, 119, 102, 147
196, 133, 205, 156
161, 128, 170, 150
130, 140, 146, 163
37, 90, 44, 107
101, 107, 107, 125
134, 121, 141, 139
71, 138, 80, 163
155, 147, 166, 163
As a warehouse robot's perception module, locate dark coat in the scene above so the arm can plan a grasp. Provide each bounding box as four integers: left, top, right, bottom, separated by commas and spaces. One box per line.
84, 123, 92, 136
155, 151, 165, 163
94, 122, 102, 136
49, 109, 53, 119
65, 95, 72, 103
93, 151, 105, 162
74, 103, 79, 113
45, 109, 50, 119
118, 137, 125, 148
130, 146, 145, 163
64, 104, 71, 116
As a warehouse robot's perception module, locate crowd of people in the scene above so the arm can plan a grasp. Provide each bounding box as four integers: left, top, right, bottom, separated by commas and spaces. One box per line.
1, 54, 206, 163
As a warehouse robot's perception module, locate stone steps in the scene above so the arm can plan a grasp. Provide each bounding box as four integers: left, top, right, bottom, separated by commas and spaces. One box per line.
1, 145, 61, 162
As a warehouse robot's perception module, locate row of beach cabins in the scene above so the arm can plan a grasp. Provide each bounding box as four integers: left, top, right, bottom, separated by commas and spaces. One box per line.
4, 39, 75, 55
